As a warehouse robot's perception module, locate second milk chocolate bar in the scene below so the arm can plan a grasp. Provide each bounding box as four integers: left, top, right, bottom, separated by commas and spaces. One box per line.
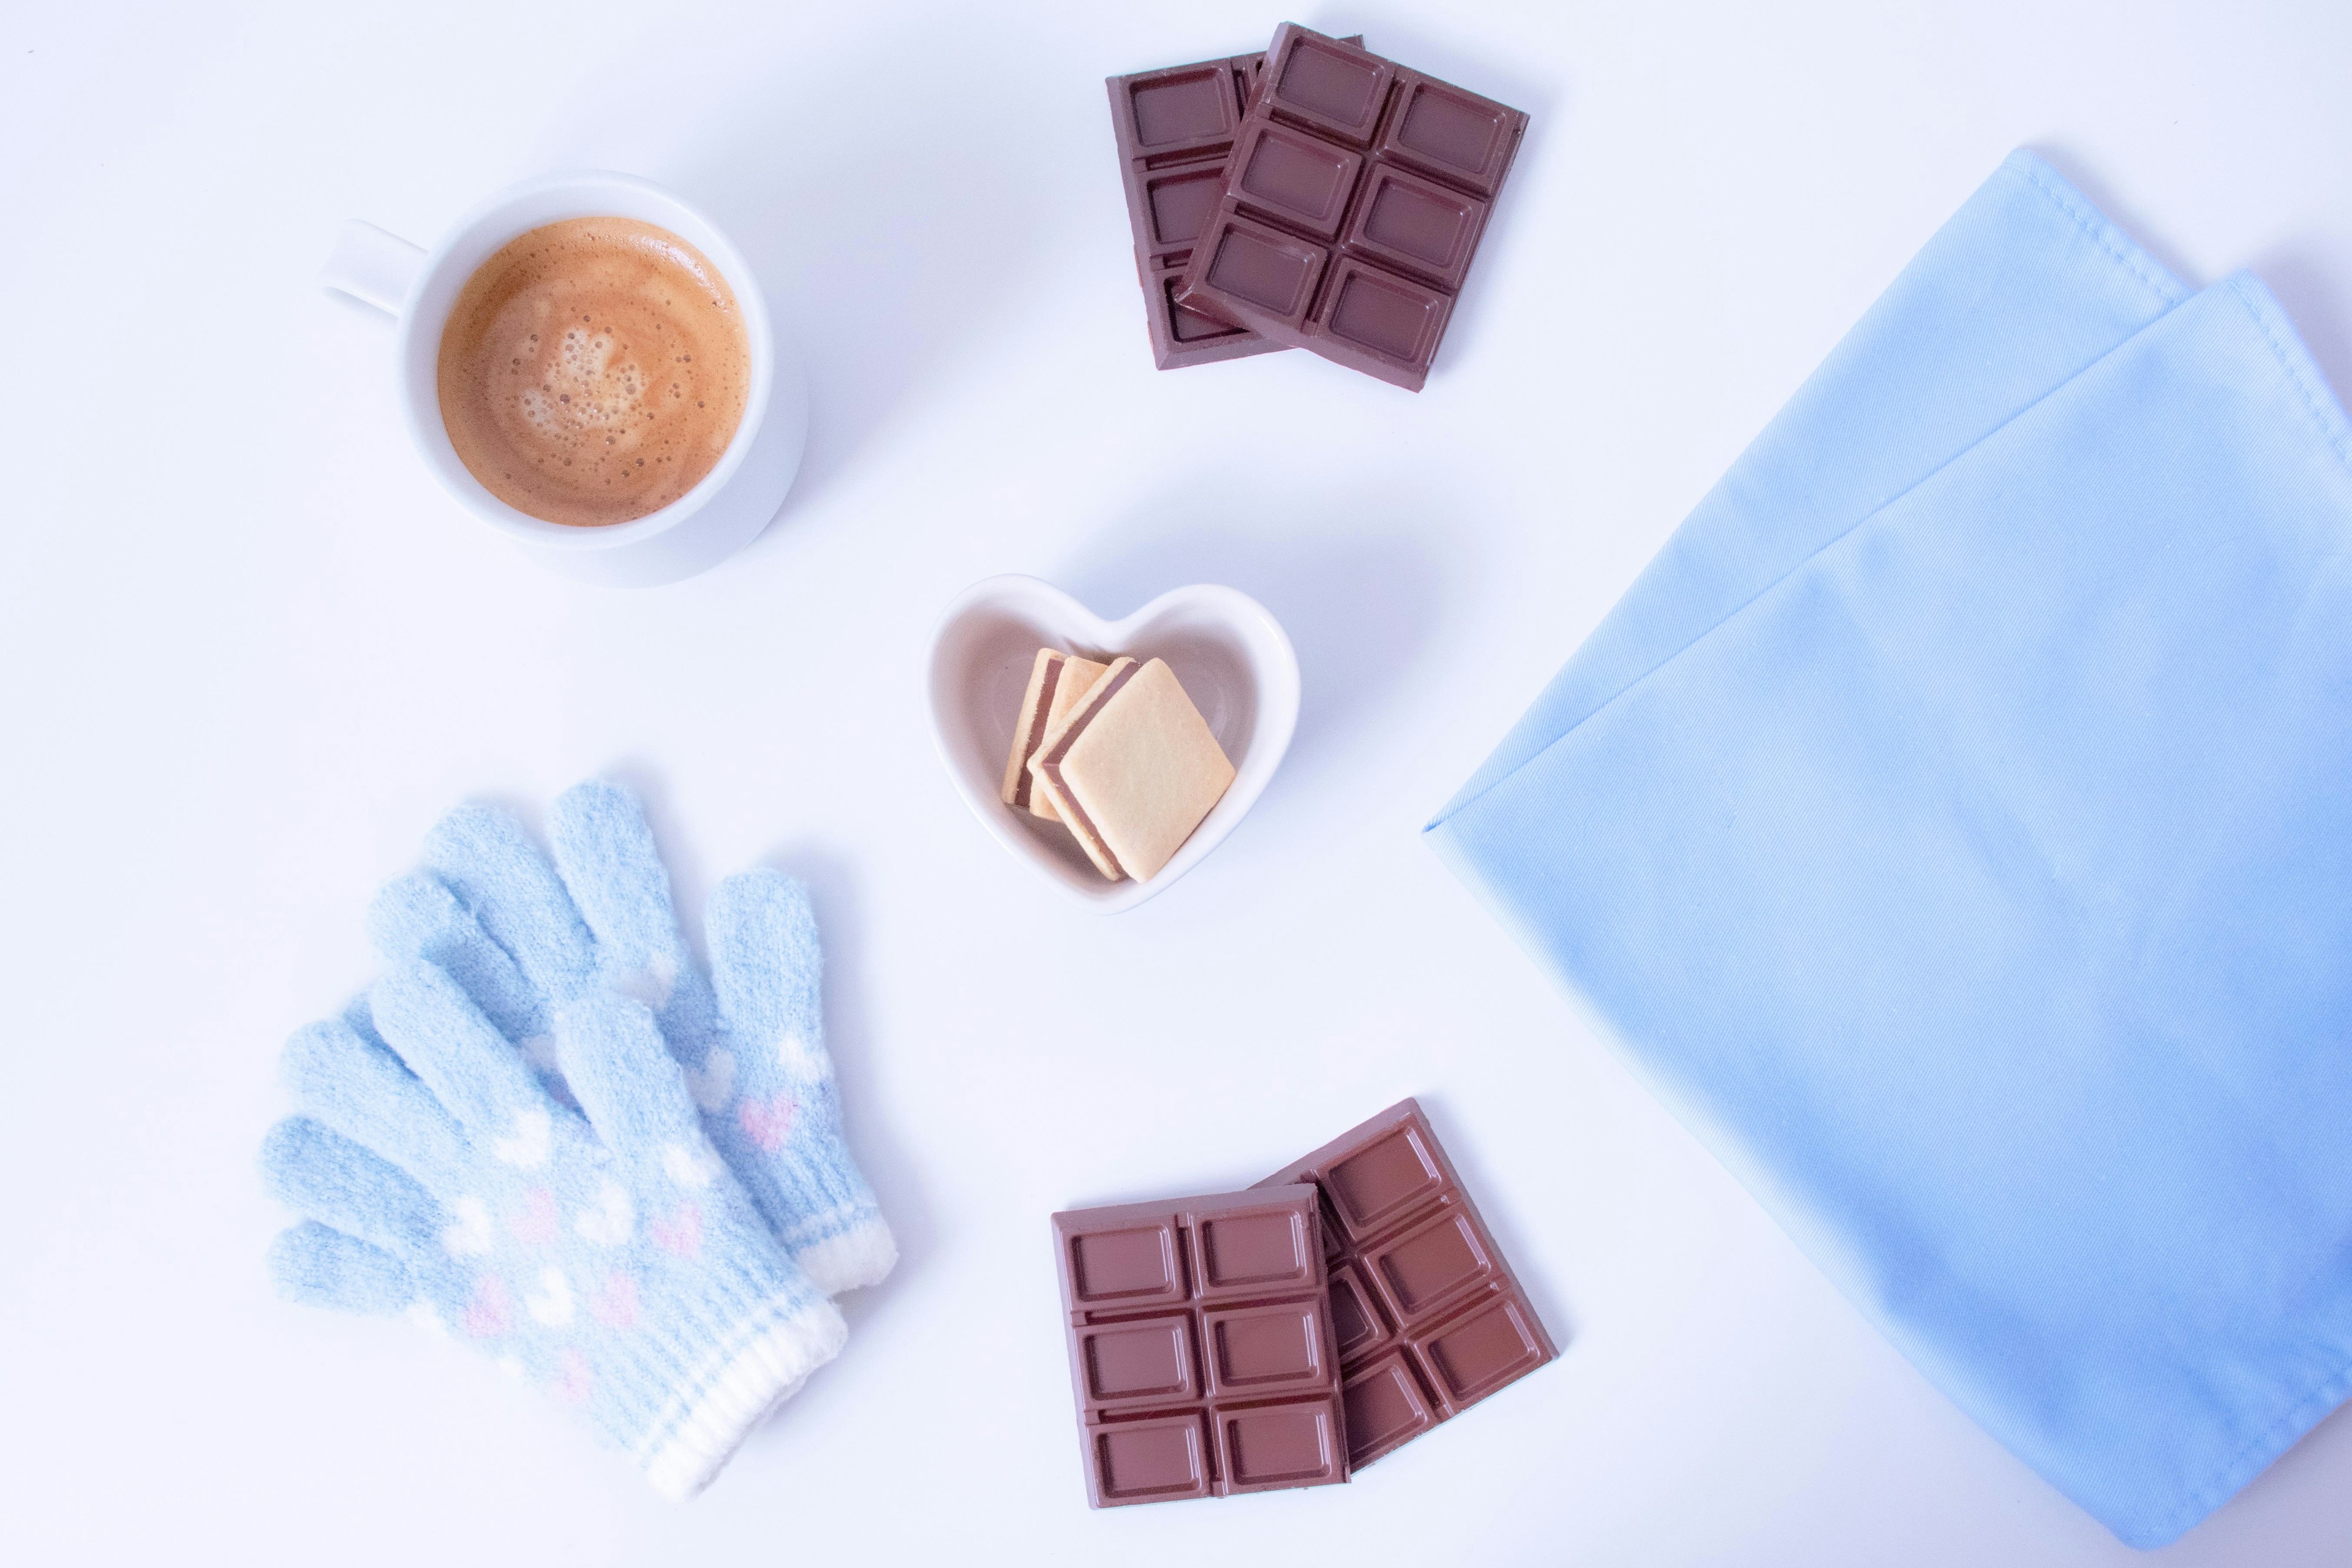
1258, 1098, 1555, 1467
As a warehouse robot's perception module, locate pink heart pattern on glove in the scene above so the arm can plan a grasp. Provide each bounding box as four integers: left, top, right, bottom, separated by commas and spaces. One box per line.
510, 1186, 559, 1246
463, 1273, 512, 1339
738, 1093, 797, 1153
590, 1270, 640, 1329
651, 1201, 704, 1258
551, 1348, 593, 1405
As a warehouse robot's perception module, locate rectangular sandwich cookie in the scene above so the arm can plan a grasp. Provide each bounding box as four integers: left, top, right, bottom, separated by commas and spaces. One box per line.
1027, 657, 1237, 883
1003, 649, 1110, 821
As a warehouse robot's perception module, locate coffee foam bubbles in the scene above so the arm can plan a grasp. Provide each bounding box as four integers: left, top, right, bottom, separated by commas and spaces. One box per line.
437, 217, 751, 528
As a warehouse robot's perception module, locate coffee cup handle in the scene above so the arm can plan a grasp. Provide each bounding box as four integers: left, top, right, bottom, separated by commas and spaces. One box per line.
321, 221, 426, 317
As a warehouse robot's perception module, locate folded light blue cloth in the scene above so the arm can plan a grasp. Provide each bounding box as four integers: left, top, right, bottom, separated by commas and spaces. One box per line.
1429, 151, 2352, 1548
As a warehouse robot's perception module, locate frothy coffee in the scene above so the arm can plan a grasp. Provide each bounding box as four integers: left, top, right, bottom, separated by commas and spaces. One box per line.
437, 217, 751, 528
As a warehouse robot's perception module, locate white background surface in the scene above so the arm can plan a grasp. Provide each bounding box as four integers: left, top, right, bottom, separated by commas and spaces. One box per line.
4, 1, 2350, 1562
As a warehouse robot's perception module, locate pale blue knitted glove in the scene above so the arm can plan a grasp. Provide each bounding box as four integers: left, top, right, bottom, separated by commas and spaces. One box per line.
262, 963, 845, 1498
367, 781, 895, 1296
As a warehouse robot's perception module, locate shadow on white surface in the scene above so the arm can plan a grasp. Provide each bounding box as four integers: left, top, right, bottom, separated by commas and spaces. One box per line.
2177, 1389, 2352, 1553
2022, 143, 2352, 453
2253, 245, 2352, 414
1054, 506, 1452, 804
759, 839, 935, 1335
1314, 3, 1564, 116
2027, 140, 2203, 287
616, 15, 1066, 526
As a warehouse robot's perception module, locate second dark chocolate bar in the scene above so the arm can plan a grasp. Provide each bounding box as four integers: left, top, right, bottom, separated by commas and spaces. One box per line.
1174, 25, 1529, 391
1103, 39, 1363, 371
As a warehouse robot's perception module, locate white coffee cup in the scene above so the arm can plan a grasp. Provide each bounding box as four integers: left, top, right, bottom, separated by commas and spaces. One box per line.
322, 171, 807, 587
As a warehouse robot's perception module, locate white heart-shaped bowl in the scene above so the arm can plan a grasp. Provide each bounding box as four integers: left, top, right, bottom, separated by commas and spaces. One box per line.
927, 575, 1300, 913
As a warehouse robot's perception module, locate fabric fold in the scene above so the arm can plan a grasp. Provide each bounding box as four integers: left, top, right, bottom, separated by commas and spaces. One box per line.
1438, 149, 2189, 824
1431, 153, 2352, 1548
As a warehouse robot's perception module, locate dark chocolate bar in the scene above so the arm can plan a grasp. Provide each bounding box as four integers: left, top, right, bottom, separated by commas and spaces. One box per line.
1052, 1186, 1348, 1506
1174, 25, 1528, 390
1257, 1099, 1555, 1467
1103, 38, 1363, 370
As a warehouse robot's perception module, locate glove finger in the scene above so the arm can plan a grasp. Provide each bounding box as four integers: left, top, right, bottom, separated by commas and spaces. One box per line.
283, 1006, 470, 1194
260, 1116, 443, 1259
556, 991, 710, 1174
707, 870, 832, 1082
268, 1221, 416, 1315
421, 804, 598, 1003
369, 871, 552, 1049
548, 781, 693, 1008
372, 958, 571, 1158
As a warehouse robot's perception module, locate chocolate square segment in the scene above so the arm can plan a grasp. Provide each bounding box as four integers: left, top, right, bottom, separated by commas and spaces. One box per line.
1159, 266, 1248, 344
1268, 33, 1393, 143
1325, 1261, 1394, 1360
1260, 1099, 1556, 1468
1341, 1354, 1437, 1461
1234, 121, 1364, 238
1054, 1187, 1346, 1507
1095, 1414, 1212, 1503
1219, 1398, 1343, 1491
1324, 1119, 1447, 1240
1173, 25, 1528, 390
1080, 1314, 1196, 1408
1200, 214, 1327, 325
1068, 1221, 1183, 1306
1205, 1300, 1327, 1395
1145, 164, 1230, 248
1348, 166, 1491, 291
1196, 1204, 1314, 1295
1422, 1294, 1547, 1404
1381, 77, 1521, 195
1323, 262, 1453, 374
1372, 1208, 1493, 1319
1123, 65, 1238, 156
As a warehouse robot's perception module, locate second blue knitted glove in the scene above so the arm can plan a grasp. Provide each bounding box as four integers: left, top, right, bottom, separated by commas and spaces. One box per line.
368, 781, 894, 1295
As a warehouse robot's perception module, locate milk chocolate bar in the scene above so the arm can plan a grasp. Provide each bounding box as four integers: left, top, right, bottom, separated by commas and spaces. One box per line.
1104, 37, 1363, 369
1257, 1099, 1555, 1466
1052, 1186, 1348, 1506
1174, 25, 1528, 390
